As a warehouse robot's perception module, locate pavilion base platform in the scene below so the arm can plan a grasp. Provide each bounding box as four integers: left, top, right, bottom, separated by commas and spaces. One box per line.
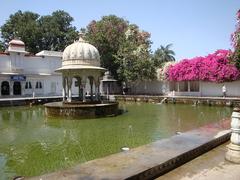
44, 101, 119, 119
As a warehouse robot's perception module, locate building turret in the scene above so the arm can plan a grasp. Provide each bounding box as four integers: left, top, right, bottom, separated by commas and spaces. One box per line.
8, 39, 27, 54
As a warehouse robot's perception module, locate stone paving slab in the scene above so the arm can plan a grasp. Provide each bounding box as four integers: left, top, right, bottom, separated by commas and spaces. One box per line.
28, 120, 231, 180
156, 142, 240, 180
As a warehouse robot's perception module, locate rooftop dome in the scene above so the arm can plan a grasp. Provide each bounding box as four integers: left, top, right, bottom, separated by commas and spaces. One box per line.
9, 39, 25, 46
8, 39, 27, 53
62, 33, 100, 67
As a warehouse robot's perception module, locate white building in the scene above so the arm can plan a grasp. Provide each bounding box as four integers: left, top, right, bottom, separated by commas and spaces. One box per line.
0, 39, 69, 97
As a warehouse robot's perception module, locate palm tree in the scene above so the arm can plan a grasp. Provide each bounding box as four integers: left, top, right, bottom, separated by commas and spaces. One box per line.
153, 44, 175, 67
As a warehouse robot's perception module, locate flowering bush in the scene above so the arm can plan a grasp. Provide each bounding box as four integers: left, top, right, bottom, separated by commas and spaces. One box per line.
166, 50, 240, 83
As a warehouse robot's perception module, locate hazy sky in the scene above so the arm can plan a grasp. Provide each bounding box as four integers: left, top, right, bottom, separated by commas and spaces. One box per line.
0, 0, 239, 60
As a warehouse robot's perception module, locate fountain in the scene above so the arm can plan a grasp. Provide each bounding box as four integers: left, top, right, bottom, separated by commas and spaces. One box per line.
157, 97, 167, 105
44, 33, 119, 118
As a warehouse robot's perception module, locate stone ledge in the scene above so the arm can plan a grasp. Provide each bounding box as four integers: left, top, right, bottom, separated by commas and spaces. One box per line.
28, 120, 231, 180
115, 95, 240, 106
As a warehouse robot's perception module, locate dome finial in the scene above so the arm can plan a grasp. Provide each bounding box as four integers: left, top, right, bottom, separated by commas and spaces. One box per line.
78, 32, 85, 42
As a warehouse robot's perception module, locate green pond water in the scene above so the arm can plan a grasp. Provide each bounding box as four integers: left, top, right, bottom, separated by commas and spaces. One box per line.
0, 102, 232, 179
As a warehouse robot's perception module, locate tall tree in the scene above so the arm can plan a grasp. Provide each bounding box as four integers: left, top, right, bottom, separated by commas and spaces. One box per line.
0, 10, 78, 53
38, 10, 78, 51
153, 44, 175, 67
85, 15, 128, 79
115, 25, 156, 84
231, 9, 240, 69
84, 15, 155, 82
1, 10, 41, 53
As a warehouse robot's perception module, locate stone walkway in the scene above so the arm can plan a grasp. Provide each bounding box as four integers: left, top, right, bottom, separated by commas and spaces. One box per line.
156, 142, 240, 180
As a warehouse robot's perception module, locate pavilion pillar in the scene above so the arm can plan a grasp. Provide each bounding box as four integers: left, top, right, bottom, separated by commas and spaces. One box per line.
75, 77, 82, 101
107, 82, 110, 100
67, 77, 72, 102
62, 76, 66, 101
89, 77, 94, 101
95, 78, 100, 101
82, 79, 87, 102
65, 78, 69, 99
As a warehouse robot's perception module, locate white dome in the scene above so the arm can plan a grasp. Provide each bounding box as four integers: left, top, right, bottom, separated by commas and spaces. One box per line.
8, 39, 27, 53
9, 39, 25, 46
62, 35, 100, 67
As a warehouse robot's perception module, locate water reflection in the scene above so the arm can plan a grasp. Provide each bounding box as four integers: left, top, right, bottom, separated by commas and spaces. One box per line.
0, 103, 232, 178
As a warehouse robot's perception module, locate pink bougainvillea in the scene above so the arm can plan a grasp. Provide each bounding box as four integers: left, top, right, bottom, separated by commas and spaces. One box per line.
166, 50, 240, 83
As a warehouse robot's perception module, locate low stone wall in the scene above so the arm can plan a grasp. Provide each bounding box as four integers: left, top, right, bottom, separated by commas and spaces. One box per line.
44, 101, 119, 118
115, 95, 240, 107
115, 95, 163, 103
0, 97, 62, 107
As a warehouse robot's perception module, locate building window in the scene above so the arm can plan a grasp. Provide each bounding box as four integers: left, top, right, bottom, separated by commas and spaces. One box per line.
25, 82, 32, 89
36, 81, 43, 89
179, 81, 188, 92
190, 81, 199, 92
169, 81, 178, 91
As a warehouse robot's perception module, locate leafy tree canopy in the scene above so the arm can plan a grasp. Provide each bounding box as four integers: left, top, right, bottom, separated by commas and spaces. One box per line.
115, 24, 156, 84
1, 10, 40, 53
38, 10, 78, 51
84, 15, 156, 83
84, 15, 128, 80
0, 10, 78, 53
231, 9, 240, 69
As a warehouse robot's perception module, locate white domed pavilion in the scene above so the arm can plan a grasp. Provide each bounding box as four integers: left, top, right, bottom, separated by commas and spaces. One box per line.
56, 33, 106, 102
45, 33, 119, 118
